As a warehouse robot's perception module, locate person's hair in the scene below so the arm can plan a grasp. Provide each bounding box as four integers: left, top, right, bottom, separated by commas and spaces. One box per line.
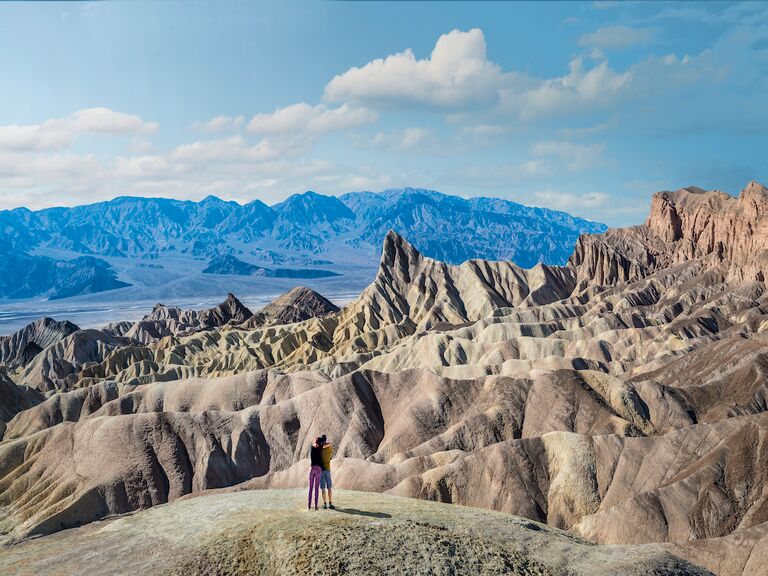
321, 434, 327, 444
314, 436, 323, 447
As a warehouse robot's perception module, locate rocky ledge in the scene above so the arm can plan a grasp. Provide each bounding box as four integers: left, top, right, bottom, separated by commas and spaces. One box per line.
0, 489, 709, 576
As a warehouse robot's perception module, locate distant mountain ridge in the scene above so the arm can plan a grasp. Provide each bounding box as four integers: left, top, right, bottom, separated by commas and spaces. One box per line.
202, 254, 341, 279
340, 188, 605, 267
0, 187, 606, 300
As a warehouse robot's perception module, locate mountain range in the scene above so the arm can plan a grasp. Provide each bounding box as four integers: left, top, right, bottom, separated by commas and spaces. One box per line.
0, 188, 605, 301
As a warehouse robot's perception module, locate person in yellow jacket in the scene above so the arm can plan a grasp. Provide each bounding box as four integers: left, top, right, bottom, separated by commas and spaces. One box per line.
319, 434, 335, 510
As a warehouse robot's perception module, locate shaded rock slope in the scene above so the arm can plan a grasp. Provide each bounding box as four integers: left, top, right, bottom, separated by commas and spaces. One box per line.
257, 286, 340, 325
0, 317, 79, 369
3, 181, 768, 576
0, 368, 43, 438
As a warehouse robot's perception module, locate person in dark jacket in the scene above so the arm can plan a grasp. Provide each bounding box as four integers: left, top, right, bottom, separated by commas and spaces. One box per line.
308, 436, 324, 510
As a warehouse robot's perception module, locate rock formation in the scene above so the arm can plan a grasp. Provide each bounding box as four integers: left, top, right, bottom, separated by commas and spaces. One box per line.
0, 490, 709, 576
256, 286, 340, 325
113, 293, 254, 344
0, 317, 79, 370
569, 180, 768, 289
0, 368, 43, 438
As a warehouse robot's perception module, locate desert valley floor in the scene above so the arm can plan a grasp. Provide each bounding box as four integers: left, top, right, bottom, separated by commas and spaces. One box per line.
4, 183, 768, 575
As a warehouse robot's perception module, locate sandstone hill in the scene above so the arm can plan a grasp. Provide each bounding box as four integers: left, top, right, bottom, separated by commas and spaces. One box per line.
2, 181, 768, 575
0, 317, 79, 369
0, 489, 710, 576
105, 292, 254, 343
257, 286, 340, 325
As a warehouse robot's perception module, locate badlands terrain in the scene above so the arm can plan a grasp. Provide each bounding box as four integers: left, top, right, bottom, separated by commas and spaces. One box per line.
3, 181, 768, 574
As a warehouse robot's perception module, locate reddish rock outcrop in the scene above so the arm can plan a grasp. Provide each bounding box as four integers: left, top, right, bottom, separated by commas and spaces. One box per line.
570, 181, 768, 289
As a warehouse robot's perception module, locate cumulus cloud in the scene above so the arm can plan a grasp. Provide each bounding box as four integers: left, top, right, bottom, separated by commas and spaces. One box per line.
579, 26, 658, 49
0, 107, 157, 151
324, 28, 507, 108
246, 103, 376, 135
324, 28, 632, 122
191, 115, 245, 132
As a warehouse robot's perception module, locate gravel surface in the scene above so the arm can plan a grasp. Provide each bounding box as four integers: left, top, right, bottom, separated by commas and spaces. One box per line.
0, 489, 710, 576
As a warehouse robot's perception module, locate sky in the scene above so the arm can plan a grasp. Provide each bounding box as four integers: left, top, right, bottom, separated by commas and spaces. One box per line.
0, 1, 766, 226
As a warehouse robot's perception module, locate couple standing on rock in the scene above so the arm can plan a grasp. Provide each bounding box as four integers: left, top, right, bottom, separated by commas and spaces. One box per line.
308, 434, 334, 510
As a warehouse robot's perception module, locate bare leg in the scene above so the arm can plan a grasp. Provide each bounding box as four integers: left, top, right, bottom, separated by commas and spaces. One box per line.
321, 488, 328, 505
328, 488, 333, 504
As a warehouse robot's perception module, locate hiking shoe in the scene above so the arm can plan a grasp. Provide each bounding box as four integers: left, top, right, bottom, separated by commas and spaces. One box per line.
322, 503, 328, 509
329, 503, 336, 510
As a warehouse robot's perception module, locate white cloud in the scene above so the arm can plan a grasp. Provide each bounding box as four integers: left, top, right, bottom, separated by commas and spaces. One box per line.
324, 28, 632, 122
0, 107, 157, 151
191, 115, 245, 132
509, 57, 631, 119
171, 135, 284, 164
246, 103, 376, 135
324, 28, 507, 108
579, 26, 657, 49
531, 141, 607, 171
372, 128, 431, 151
68, 107, 158, 134
0, 130, 389, 210
0, 124, 72, 151
533, 190, 610, 210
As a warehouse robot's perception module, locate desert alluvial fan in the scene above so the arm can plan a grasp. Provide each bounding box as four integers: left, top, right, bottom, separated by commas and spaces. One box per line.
2, 182, 768, 575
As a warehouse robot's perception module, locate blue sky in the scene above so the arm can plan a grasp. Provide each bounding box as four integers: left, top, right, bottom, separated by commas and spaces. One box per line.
0, 1, 766, 225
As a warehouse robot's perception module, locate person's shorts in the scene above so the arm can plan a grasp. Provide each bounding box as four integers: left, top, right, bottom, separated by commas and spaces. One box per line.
320, 470, 332, 490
